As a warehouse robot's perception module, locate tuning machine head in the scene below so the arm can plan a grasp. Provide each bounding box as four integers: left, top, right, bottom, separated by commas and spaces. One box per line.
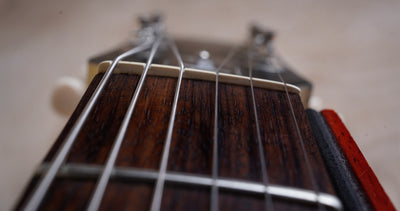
139, 14, 164, 28
249, 24, 275, 57
132, 14, 165, 44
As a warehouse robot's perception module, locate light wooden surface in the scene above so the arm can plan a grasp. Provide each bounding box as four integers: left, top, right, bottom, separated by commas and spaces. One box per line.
0, 0, 399, 210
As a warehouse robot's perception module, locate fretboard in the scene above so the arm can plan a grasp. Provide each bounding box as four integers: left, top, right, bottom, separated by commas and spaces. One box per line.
16, 72, 340, 210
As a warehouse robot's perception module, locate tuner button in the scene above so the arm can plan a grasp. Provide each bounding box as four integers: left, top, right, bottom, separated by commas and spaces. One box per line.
309, 95, 324, 111
250, 24, 275, 46
51, 76, 85, 116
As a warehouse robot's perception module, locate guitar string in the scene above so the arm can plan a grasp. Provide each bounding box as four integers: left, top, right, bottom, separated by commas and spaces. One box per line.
23, 41, 152, 211
268, 56, 323, 210
27, 36, 323, 211
149, 37, 185, 211
211, 47, 238, 211
86, 35, 163, 211
247, 49, 274, 211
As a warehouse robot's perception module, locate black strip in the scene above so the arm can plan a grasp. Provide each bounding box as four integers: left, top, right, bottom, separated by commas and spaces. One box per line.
306, 109, 371, 211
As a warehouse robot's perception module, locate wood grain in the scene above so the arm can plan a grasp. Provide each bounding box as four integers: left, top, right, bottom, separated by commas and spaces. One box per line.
17, 74, 337, 210
253, 89, 335, 194
217, 82, 262, 182
167, 78, 215, 175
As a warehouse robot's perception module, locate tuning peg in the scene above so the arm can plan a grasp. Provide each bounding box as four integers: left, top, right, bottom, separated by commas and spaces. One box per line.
250, 24, 275, 46
309, 95, 324, 111
51, 76, 85, 116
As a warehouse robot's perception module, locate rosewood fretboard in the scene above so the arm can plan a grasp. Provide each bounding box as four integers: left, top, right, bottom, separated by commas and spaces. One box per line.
17, 73, 338, 210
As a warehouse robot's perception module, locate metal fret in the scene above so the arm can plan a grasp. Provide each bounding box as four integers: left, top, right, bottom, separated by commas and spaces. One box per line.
87, 35, 163, 211
23, 41, 152, 211
150, 37, 185, 211
35, 163, 343, 210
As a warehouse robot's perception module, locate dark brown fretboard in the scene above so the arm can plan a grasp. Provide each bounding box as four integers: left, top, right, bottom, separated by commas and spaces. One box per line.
17, 73, 337, 210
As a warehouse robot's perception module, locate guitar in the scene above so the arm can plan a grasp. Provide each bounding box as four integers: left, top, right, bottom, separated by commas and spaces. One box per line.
15, 15, 395, 211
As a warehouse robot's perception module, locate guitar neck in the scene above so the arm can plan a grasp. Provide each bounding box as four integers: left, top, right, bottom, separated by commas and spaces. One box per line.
15, 17, 395, 211
17, 71, 338, 210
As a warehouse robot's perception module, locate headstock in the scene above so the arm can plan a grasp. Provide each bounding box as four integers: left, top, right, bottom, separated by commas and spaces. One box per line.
88, 16, 312, 105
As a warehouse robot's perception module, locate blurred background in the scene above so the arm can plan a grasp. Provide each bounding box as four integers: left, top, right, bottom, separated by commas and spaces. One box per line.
0, 0, 399, 210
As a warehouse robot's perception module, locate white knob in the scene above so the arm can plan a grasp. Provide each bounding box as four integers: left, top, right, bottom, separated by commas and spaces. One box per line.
51, 76, 85, 116
309, 95, 324, 111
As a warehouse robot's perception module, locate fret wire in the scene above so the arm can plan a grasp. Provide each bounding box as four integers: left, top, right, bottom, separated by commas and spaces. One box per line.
150, 37, 185, 211
35, 163, 343, 210
87, 35, 163, 211
23, 41, 152, 211
248, 50, 274, 211
269, 56, 323, 210
211, 47, 238, 211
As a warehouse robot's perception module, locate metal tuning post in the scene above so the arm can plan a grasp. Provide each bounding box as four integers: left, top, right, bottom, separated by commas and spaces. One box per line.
248, 24, 283, 73
250, 24, 275, 57
248, 24, 313, 106
133, 14, 165, 44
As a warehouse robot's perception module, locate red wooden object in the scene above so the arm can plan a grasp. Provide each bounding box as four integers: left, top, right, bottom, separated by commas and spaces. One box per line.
321, 109, 395, 211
